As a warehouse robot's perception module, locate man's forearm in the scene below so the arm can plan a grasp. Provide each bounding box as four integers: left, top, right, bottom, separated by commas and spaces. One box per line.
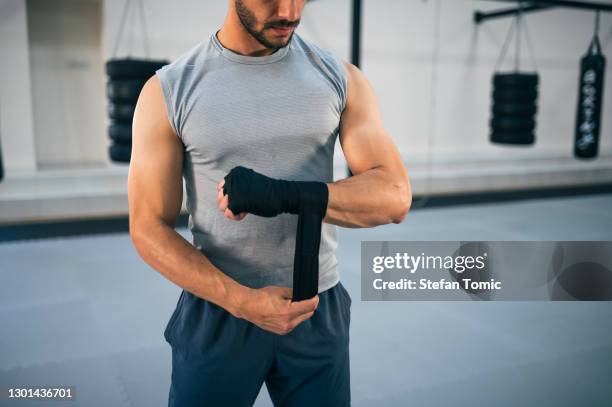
325, 166, 411, 228
131, 220, 249, 316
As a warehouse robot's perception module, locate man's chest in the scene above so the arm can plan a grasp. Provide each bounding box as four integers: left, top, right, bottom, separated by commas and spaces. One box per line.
179, 63, 342, 169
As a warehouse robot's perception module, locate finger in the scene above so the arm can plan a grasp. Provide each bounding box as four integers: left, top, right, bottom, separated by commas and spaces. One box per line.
261, 321, 290, 336
217, 179, 225, 192
216, 185, 224, 205
224, 207, 238, 219
289, 295, 319, 317
229, 211, 246, 221
260, 320, 291, 336
232, 212, 247, 221
288, 311, 315, 331
219, 194, 229, 211
257, 322, 280, 335
225, 208, 245, 221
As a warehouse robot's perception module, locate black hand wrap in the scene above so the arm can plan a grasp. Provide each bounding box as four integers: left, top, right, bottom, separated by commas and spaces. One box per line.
223, 166, 329, 301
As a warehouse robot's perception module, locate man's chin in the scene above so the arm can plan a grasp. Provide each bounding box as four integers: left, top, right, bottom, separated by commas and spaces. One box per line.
261, 31, 294, 49
268, 37, 292, 49
260, 37, 291, 50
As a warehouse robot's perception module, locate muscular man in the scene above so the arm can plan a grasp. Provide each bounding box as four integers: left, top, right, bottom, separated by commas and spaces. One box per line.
128, 1, 411, 405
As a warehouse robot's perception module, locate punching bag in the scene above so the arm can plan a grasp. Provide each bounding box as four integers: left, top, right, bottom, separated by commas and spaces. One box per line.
106, 58, 168, 163
490, 72, 539, 145
106, 0, 168, 164
489, 7, 540, 146
574, 26, 606, 159
0, 139, 3, 183
0, 111, 3, 182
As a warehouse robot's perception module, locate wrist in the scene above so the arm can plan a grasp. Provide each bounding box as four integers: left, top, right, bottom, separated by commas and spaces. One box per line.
296, 180, 329, 217
224, 281, 252, 319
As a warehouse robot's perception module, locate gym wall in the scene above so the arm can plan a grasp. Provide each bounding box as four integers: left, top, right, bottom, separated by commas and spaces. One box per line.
28, 0, 106, 168
104, 0, 612, 193
0, 0, 36, 171
356, 1, 612, 193
0, 0, 611, 224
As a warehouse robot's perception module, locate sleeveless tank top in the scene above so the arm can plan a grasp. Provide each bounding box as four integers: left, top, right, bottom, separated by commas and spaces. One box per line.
156, 31, 347, 293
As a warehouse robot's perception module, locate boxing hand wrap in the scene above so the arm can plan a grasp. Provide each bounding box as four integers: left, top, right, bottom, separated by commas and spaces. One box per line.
223, 166, 329, 301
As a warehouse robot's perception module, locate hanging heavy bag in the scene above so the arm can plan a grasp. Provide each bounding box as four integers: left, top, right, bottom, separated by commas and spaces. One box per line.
490, 73, 539, 145
106, 0, 168, 164
106, 58, 168, 79
574, 28, 606, 159
109, 142, 132, 163
0, 140, 4, 183
489, 8, 540, 146
109, 123, 132, 144
108, 103, 136, 123
0, 105, 3, 182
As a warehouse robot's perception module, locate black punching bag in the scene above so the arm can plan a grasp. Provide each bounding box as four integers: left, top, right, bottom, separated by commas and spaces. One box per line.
574, 20, 606, 159
490, 72, 539, 145
105, 58, 168, 163
0, 138, 4, 183
0, 114, 3, 182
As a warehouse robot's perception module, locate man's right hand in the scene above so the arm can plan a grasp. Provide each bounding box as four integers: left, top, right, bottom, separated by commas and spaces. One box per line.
233, 286, 319, 335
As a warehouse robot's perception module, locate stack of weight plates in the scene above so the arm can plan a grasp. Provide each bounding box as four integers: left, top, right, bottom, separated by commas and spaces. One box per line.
490, 72, 539, 145
106, 58, 169, 163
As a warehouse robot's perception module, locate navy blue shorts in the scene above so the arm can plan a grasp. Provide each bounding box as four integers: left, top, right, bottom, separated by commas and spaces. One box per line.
164, 281, 352, 407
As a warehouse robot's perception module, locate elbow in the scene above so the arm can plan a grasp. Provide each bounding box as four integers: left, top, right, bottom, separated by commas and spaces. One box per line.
390, 179, 412, 224
130, 217, 172, 252
129, 215, 142, 245
129, 218, 155, 255
129, 221, 146, 254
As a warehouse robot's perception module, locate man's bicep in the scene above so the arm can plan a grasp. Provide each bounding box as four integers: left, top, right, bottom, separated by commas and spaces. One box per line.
339, 61, 405, 176
128, 76, 184, 230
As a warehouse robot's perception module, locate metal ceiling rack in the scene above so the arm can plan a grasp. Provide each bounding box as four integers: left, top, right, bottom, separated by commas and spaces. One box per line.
351, 0, 362, 68
348, 0, 612, 67
474, 0, 612, 24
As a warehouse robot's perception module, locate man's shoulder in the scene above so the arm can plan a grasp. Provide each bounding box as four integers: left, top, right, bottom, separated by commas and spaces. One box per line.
292, 32, 341, 61
292, 33, 349, 80
158, 35, 215, 78
292, 33, 349, 110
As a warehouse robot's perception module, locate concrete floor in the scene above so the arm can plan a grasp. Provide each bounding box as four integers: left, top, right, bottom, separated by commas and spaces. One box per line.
1, 194, 612, 406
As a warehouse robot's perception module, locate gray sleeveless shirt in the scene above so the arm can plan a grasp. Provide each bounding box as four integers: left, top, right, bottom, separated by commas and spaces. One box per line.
156, 31, 347, 293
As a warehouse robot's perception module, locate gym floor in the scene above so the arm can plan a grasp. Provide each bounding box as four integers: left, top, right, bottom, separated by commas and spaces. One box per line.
1, 193, 612, 407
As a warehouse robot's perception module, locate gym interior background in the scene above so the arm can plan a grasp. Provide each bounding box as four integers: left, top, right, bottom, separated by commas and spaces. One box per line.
1, 0, 611, 406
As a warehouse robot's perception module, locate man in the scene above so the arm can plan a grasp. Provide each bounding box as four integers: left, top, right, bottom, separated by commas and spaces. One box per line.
128, 0, 411, 405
